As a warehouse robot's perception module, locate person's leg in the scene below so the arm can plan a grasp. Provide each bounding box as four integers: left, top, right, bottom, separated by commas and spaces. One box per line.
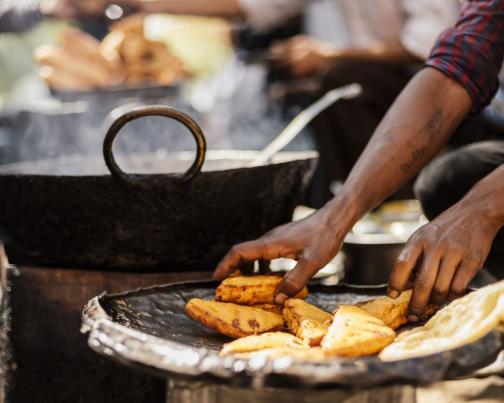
309, 60, 414, 206
414, 140, 504, 278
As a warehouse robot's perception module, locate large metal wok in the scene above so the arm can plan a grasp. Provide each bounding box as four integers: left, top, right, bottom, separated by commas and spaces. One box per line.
0, 106, 316, 270
81, 280, 504, 388
0, 84, 363, 270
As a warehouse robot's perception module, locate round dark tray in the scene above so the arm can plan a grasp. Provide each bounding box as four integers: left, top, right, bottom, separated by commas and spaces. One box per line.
81, 280, 504, 388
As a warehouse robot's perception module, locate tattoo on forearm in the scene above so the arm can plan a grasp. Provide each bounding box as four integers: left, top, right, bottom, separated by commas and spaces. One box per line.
426, 109, 443, 140
400, 146, 427, 173
400, 109, 443, 174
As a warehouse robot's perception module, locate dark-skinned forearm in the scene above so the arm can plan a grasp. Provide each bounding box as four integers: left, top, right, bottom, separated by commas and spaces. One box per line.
324, 67, 472, 231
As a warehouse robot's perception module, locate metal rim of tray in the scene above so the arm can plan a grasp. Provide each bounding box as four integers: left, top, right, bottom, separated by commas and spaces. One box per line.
81, 280, 504, 388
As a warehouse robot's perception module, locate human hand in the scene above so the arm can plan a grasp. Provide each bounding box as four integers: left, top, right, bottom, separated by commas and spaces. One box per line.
35, 28, 122, 91
213, 203, 350, 304
270, 35, 336, 76
388, 199, 501, 321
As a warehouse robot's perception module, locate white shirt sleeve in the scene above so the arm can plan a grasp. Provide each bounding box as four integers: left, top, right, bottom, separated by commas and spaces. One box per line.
400, 0, 461, 60
239, 0, 309, 31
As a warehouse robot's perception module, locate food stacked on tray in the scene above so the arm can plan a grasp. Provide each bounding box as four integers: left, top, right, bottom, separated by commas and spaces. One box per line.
186, 275, 504, 361
35, 15, 186, 92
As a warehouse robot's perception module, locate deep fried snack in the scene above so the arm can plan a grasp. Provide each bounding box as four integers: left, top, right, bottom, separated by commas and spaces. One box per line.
220, 332, 306, 356
233, 346, 327, 361
252, 303, 283, 315
215, 275, 308, 305
355, 290, 438, 329
321, 305, 395, 357
380, 280, 504, 361
185, 298, 284, 339
283, 299, 332, 346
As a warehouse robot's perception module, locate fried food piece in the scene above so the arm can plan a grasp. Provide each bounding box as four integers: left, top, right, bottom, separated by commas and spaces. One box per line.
215, 275, 308, 305
380, 281, 504, 361
220, 332, 306, 356
355, 290, 436, 329
321, 305, 395, 357
283, 299, 332, 346
234, 347, 327, 361
185, 298, 284, 339
252, 303, 283, 315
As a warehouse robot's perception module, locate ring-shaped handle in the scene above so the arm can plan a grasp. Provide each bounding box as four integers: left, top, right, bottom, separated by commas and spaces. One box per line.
103, 105, 206, 184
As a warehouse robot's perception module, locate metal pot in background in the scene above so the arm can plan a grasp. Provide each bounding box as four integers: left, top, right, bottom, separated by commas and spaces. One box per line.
0, 85, 360, 271
343, 200, 426, 285
342, 235, 406, 285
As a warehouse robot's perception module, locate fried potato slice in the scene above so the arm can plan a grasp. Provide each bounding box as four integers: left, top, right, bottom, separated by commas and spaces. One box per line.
283, 299, 332, 346
355, 290, 438, 329
380, 281, 504, 361
215, 275, 308, 305
321, 305, 395, 357
220, 332, 306, 356
185, 298, 284, 339
233, 347, 327, 361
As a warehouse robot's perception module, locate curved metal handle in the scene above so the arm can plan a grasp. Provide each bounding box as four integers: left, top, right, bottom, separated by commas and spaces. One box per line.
103, 105, 206, 184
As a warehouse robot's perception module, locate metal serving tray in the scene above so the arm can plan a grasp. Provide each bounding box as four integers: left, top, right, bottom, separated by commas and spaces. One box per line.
82, 280, 504, 388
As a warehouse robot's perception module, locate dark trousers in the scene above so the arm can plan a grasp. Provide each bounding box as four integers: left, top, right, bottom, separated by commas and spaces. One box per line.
415, 140, 504, 279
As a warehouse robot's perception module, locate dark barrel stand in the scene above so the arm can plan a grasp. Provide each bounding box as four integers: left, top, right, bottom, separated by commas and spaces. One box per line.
2, 265, 210, 403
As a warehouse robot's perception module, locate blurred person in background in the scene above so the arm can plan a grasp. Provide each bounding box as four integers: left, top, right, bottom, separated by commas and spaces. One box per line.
123, 1, 462, 205
262, 0, 463, 205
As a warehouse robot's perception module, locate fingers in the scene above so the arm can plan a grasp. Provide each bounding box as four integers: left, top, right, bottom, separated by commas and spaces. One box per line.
430, 253, 461, 305
213, 238, 278, 280
407, 249, 442, 321
274, 259, 317, 304
388, 239, 422, 298
447, 259, 479, 301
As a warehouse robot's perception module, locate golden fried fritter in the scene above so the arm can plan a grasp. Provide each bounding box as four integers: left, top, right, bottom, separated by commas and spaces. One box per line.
185, 298, 284, 339
215, 275, 308, 305
283, 299, 332, 346
233, 346, 327, 361
355, 290, 438, 329
220, 332, 306, 356
252, 303, 284, 315
321, 305, 395, 357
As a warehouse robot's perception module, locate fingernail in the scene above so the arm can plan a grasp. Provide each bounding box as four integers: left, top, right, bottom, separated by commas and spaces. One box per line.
407, 314, 419, 322
275, 293, 288, 304
388, 290, 399, 299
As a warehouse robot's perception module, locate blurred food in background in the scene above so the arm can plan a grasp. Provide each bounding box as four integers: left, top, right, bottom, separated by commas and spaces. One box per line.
34, 14, 185, 91
144, 14, 233, 78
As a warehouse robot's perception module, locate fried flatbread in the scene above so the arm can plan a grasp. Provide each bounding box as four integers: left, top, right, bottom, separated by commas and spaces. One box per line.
283, 299, 332, 346
380, 281, 504, 361
355, 290, 438, 330
233, 346, 327, 361
185, 298, 284, 339
321, 305, 395, 357
215, 275, 308, 305
220, 332, 306, 356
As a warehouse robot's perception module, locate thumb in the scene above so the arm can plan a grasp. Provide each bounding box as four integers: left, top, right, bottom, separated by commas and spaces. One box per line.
275, 259, 317, 304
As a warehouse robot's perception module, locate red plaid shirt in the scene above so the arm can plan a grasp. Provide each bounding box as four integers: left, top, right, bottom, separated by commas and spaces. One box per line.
426, 0, 504, 114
